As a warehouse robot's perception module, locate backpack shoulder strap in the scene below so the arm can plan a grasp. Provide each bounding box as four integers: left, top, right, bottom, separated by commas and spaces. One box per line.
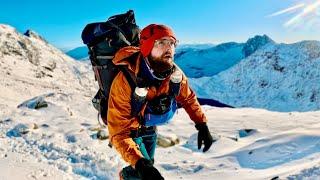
118, 65, 146, 120
117, 52, 141, 90
118, 65, 137, 90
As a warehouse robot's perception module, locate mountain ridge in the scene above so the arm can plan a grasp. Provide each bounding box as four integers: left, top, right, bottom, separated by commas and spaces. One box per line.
189, 40, 320, 112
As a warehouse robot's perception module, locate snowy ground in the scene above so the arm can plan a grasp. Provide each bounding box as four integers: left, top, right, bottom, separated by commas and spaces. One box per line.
1, 91, 320, 179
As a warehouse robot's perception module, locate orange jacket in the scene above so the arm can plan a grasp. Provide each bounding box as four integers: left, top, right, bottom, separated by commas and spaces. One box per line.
107, 46, 207, 167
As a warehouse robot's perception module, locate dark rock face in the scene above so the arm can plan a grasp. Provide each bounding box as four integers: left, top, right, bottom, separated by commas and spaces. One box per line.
243, 35, 275, 57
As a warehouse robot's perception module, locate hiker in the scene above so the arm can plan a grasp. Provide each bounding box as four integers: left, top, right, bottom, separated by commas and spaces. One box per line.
107, 24, 213, 180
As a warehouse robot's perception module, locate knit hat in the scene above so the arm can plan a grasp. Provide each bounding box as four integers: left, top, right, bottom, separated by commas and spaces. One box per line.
139, 24, 176, 57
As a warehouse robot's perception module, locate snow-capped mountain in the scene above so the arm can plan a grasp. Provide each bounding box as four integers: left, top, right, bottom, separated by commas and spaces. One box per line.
175, 35, 274, 78
242, 35, 275, 57
68, 36, 273, 79
175, 42, 244, 78
0, 24, 96, 107
190, 40, 320, 112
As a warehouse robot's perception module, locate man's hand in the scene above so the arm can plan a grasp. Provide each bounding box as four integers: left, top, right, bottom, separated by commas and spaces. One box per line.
195, 123, 213, 152
135, 158, 164, 180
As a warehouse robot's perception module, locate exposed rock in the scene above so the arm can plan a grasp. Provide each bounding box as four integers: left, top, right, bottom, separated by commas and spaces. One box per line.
238, 129, 258, 138
32, 123, 39, 130
24, 30, 48, 44
0, 118, 12, 124
157, 133, 180, 148
43, 61, 56, 71
18, 96, 48, 109
41, 124, 50, 128
6, 123, 30, 137
97, 129, 109, 140
0, 26, 40, 65
66, 134, 77, 143
17, 93, 54, 109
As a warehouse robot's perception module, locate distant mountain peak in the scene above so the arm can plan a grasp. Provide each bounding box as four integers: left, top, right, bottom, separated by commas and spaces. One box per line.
190, 39, 320, 112
243, 34, 275, 57
248, 34, 274, 43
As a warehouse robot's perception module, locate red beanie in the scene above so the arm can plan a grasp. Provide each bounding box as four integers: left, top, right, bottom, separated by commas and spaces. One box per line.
139, 24, 176, 57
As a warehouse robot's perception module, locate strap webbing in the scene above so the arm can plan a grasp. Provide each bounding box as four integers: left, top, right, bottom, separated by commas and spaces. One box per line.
119, 66, 137, 90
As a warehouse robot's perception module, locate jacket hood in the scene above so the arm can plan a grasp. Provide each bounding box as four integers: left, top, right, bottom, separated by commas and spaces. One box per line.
113, 46, 142, 75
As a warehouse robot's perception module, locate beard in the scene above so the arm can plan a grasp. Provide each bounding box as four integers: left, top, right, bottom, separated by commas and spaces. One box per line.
147, 52, 174, 73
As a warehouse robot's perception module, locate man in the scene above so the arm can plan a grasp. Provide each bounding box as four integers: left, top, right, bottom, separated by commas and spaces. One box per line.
107, 24, 213, 180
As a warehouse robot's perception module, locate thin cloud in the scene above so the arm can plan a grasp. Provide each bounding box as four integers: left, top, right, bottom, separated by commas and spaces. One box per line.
267, 3, 305, 17
284, 0, 320, 27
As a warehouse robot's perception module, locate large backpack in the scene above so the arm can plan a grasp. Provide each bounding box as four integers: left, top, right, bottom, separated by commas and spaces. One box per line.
81, 10, 140, 125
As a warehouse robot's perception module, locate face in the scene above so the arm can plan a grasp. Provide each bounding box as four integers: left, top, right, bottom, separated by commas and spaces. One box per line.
148, 36, 177, 73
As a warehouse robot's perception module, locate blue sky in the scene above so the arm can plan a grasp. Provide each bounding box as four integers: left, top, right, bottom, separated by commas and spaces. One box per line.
1, 0, 319, 50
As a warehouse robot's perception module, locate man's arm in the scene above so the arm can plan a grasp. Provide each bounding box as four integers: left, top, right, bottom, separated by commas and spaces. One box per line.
175, 74, 207, 123
175, 74, 213, 152
107, 72, 144, 167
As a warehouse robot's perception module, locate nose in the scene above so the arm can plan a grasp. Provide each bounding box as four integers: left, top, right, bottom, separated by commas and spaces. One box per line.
164, 46, 173, 54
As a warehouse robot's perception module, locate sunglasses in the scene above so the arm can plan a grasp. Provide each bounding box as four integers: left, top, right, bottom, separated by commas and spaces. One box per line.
154, 39, 178, 49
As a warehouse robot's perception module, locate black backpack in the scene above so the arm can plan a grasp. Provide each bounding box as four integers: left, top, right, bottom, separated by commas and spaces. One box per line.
81, 10, 140, 125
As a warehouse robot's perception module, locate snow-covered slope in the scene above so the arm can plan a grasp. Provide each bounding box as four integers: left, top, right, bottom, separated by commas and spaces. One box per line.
175, 35, 274, 78
0, 24, 96, 108
2, 96, 320, 179
0, 24, 103, 178
175, 42, 244, 78
190, 40, 320, 112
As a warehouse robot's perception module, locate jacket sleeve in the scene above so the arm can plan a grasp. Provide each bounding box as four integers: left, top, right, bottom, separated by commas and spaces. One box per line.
107, 72, 143, 167
175, 74, 207, 124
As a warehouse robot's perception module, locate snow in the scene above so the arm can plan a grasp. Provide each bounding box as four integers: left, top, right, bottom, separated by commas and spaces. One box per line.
175, 42, 244, 78
157, 107, 320, 179
2, 99, 320, 179
174, 35, 273, 78
1, 24, 320, 179
190, 41, 320, 112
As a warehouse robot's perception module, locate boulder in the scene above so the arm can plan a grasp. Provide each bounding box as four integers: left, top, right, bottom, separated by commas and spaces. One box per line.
157, 133, 180, 148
